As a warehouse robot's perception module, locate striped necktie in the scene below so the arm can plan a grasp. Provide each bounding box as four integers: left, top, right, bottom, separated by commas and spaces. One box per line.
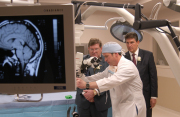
132, 53, 136, 65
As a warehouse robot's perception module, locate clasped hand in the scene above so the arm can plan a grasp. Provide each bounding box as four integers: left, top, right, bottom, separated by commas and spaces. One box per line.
83, 90, 95, 102
76, 78, 86, 89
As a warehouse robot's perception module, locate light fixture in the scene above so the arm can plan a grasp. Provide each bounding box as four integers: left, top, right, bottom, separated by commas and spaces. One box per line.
110, 19, 143, 43
163, 0, 180, 12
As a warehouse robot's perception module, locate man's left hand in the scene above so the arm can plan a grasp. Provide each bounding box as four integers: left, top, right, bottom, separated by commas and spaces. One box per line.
150, 98, 157, 109
76, 78, 86, 89
83, 90, 95, 102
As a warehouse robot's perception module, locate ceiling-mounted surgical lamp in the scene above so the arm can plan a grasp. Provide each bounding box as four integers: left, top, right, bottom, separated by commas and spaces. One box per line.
110, 17, 143, 43
163, 0, 180, 12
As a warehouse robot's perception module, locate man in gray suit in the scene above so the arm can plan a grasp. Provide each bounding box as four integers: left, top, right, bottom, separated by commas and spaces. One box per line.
124, 32, 158, 117
75, 38, 111, 117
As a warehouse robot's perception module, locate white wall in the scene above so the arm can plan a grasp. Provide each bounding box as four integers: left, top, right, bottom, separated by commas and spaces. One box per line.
158, 8, 180, 21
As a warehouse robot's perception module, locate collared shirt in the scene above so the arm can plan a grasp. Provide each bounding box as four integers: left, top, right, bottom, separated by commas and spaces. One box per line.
129, 48, 139, 65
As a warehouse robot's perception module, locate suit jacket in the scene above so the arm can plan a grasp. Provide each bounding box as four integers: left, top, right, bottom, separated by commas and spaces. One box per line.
124, 48, 158, 108
75, 54, 111, 111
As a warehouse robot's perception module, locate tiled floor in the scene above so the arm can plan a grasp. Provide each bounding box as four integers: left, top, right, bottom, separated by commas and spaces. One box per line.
153, 105, 180, 117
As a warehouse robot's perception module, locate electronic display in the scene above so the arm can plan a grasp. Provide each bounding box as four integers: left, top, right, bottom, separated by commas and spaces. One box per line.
0, 4, 75, 94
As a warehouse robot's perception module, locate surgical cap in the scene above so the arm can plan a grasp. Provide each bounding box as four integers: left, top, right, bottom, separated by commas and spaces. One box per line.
102, 42, 122, 53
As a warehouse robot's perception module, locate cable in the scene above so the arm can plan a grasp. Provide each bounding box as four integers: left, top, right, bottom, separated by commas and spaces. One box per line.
154, 2, 162, 20
149, 2, 162, 20
141, 13, 149, 21
74, 1, 99, 21
84, 17, 125, 30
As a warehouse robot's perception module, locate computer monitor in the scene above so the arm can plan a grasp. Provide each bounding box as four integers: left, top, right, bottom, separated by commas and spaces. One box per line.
0, 4, 76, 94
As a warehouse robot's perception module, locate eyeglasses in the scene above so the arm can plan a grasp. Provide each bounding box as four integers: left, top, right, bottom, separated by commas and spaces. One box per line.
89, 48, 99, 52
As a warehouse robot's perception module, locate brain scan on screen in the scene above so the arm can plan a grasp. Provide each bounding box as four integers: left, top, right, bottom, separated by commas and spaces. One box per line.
0, 15, 66, 84
0, 5, 75, 93
0, 20, 43, 78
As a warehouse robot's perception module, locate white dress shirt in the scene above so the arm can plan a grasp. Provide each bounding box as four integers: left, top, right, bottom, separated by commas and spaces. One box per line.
129, 48, 139, 65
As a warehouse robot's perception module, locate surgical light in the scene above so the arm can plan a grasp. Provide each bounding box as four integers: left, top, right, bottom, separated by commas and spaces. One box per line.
163, 0, 180, 12
110, 20, 143, 43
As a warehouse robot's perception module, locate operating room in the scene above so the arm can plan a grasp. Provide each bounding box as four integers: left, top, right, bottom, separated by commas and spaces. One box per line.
0, 0, 180, 117
75, 0, 180, 116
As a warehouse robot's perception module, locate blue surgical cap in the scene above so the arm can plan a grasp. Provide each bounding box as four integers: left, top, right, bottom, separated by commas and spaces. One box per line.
102, 42, 122, 53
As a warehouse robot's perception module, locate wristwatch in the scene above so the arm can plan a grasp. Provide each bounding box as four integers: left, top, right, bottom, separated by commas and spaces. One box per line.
86, 82, 89, 89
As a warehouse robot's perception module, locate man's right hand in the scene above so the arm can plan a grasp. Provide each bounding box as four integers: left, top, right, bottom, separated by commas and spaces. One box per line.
76, 78, 86, 89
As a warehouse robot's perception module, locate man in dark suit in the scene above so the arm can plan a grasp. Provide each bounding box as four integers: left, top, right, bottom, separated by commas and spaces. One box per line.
124, 32, 158, 117
75, 38, 111, 117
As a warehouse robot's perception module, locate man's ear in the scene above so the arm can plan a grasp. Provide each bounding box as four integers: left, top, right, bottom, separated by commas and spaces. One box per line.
137, 41, 140, 45
99, 47, 102, 52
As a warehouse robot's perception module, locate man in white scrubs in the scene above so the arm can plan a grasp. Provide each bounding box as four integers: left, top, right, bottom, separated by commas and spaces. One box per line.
76, 42, 146, 117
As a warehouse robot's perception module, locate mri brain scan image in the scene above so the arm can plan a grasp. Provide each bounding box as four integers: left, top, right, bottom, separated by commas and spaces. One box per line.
0, 15, 65, 83
0, 20, 43, 78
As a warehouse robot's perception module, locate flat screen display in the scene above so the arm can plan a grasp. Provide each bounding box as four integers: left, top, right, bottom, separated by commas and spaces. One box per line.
0, 4, 75, 94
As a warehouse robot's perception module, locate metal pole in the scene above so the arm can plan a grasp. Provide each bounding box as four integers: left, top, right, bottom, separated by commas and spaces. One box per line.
71, 0, 143, 9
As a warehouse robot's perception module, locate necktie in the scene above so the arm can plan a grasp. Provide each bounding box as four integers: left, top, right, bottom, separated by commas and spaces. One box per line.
132, 53, 136, 65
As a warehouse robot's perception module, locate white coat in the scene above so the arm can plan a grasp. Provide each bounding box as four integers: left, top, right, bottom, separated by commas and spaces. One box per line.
85, 56, 146, 117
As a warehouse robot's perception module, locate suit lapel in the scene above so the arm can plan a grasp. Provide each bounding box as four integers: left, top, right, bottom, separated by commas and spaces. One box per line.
125, 52, 131, 61
137, 49, 143, 69
126, 50, 143, 68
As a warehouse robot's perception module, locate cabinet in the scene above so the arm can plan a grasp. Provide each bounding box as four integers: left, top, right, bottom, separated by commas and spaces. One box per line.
75, 43, 88, 55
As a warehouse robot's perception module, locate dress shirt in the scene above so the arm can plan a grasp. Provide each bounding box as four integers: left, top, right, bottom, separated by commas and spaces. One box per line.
129, 48, 139, 65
